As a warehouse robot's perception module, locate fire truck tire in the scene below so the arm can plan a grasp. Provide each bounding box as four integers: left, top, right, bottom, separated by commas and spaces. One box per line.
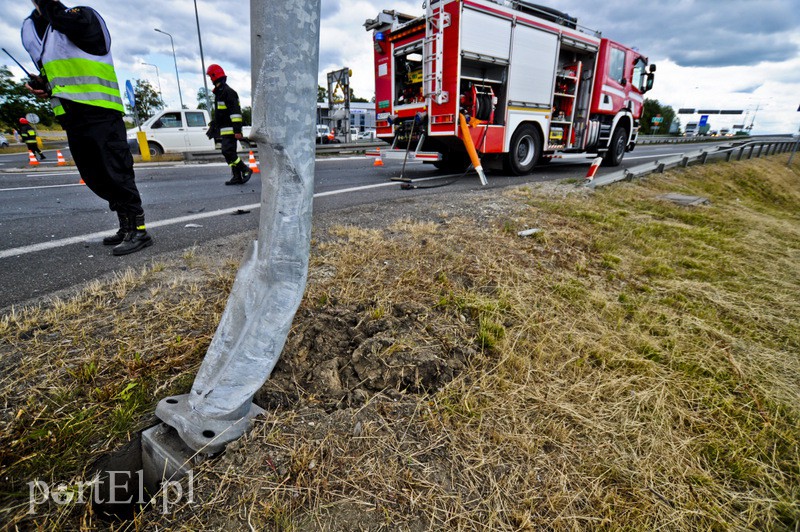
505, 124, 541, 175
602, 127, 627, 167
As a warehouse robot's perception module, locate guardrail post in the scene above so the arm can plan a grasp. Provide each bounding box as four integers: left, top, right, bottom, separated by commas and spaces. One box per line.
680, 156, 690, 167
153, 0, 321, 455
700, 152, 708, 164
726, 150, 733, 162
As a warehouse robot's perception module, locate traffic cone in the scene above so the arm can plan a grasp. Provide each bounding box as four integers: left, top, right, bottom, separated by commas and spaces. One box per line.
56, 150, 66, 166
584, 156, 603, 182
28, 150, 39, 166
248, 151, 260, 174
373, 148, 384, 167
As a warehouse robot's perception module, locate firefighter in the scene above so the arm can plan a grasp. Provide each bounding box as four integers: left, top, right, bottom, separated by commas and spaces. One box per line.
21, 0, 152, 256
206, 64, 252, 185
18, 118, 45, 159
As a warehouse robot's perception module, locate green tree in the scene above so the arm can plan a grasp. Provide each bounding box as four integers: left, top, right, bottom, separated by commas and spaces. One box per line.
0, 65, 54, 131
197, 87, 212, 110
349, 88, 368, 103
641, 98, 677, 135
128, 79, 163, 122
317, 85, 327, 103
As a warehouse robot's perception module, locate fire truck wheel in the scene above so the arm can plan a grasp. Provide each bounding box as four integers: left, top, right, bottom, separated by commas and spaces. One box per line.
602, 127, 627, 167
505, 124, 541, 175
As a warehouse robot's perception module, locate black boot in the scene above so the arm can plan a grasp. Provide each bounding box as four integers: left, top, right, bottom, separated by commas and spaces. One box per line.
225, 165, 242, 185
236, 161, 253, 184
103, 212, 128, 246
39, 152, 46, 160
112, 214, 153, 256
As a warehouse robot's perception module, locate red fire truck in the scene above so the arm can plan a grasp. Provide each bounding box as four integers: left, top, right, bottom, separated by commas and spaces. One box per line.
365, 0, 656, 179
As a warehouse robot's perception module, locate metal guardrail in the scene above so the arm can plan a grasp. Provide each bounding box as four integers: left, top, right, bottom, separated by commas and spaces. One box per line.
637, 134, 790, 145
587, 138, 800, 189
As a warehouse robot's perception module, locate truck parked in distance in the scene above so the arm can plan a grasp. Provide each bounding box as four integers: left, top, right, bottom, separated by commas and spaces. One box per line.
127, 109, 252, 156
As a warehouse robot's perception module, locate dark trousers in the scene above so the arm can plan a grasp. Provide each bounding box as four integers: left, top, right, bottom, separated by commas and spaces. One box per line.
26, 142, 42, 156
220, 136, 241, 167
66, 114, 144, 217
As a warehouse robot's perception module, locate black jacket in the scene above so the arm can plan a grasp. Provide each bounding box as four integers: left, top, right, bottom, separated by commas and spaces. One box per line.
19, 123, 37, 144
211, 78, 243, 137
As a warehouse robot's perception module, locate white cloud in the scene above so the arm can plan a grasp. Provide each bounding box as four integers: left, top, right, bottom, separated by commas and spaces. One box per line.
2, 0, 798, 134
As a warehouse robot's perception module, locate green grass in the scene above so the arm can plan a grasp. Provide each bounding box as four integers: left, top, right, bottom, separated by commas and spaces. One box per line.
1, 155, 799, 530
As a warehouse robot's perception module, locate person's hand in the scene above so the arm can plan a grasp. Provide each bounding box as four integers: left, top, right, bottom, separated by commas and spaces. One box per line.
234, 133, 243, 140
26, 75, 50, 98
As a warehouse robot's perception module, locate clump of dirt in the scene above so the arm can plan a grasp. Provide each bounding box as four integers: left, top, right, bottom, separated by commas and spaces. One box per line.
255, 301, 477, 411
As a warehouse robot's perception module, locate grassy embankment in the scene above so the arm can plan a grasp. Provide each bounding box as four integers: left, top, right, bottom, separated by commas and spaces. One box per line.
0, 155, 798, 530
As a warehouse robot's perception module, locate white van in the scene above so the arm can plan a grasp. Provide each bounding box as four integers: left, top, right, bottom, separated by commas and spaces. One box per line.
127, 109, 251, 155
316, 124, 332, 144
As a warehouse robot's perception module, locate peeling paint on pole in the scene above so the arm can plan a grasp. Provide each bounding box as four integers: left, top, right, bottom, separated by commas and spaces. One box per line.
154, 0, 322, 454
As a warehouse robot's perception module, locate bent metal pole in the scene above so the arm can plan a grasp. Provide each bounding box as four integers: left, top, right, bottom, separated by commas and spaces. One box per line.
155, 0, 322, 454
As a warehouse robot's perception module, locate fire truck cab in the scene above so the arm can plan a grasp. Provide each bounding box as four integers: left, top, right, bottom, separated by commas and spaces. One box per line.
365, 0, 655, 175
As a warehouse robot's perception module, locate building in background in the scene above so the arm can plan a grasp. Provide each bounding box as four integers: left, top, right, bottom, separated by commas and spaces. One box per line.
316, 102, 375, 136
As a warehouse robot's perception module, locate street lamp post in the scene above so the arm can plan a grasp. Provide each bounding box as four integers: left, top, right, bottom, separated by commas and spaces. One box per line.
154, 28, 184, 109
141, 62, 163, 105
193, 0, 213, 111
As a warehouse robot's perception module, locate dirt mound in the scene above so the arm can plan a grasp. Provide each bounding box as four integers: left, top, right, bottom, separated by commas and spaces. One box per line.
255, 302, 477, 410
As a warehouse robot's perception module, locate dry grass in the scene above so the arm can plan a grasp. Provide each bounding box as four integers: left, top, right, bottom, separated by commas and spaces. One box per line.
1, 156, 799, 530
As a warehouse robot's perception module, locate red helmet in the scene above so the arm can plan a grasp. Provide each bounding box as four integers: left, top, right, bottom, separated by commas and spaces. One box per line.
206, 64, 225, 82
19, 118, 28, 125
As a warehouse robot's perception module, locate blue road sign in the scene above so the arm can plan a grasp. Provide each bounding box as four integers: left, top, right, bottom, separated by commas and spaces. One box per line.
125, 80, 136, 109
698, 114, 709, 127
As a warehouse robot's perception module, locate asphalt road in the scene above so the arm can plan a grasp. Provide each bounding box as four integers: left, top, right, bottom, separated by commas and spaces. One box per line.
0, 143, 719, 310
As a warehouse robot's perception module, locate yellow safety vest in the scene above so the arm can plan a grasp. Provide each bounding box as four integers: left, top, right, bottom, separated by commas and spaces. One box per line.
21, 10, 124, 116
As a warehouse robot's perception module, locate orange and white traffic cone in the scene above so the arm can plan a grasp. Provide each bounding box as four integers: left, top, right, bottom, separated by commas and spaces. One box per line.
248, 151, 260, 174
28, 150, 39, 166
373, 148, 384, 167
56, 150, 66, 166
584, 156, 603, 182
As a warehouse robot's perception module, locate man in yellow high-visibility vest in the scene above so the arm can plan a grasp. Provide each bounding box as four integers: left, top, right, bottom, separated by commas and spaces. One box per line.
21, 0, 153, 256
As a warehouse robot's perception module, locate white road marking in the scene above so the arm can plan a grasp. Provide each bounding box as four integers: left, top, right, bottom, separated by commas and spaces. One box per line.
0, 175, 446, 259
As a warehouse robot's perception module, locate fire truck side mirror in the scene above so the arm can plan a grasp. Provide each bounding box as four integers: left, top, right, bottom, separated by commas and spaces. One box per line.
644, 74, 654, 93
649, 64, 656, 73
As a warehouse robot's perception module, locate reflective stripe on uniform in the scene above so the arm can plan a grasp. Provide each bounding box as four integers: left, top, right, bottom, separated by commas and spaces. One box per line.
51, 97, 64, 116
44, 58, 123, 112
230, 113, 242, 123
229, 157, 242, 167
220, 127, 234, 135
217, 103, 227, 110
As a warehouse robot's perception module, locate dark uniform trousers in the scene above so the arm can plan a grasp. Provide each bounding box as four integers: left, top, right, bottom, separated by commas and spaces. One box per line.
220, 136, 240, 167
65, 112, 144, 218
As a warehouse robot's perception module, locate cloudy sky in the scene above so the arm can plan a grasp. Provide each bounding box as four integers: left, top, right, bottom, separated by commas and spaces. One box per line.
1, 0, 798, 134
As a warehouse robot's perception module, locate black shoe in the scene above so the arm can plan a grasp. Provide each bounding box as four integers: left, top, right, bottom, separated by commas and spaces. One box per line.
225, 177, 243, 185
112, 230, 153, 255
103, 229, 126, 246
103, 213, 128, 246
39, 153, 46, 160
239, 167, 253, 184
